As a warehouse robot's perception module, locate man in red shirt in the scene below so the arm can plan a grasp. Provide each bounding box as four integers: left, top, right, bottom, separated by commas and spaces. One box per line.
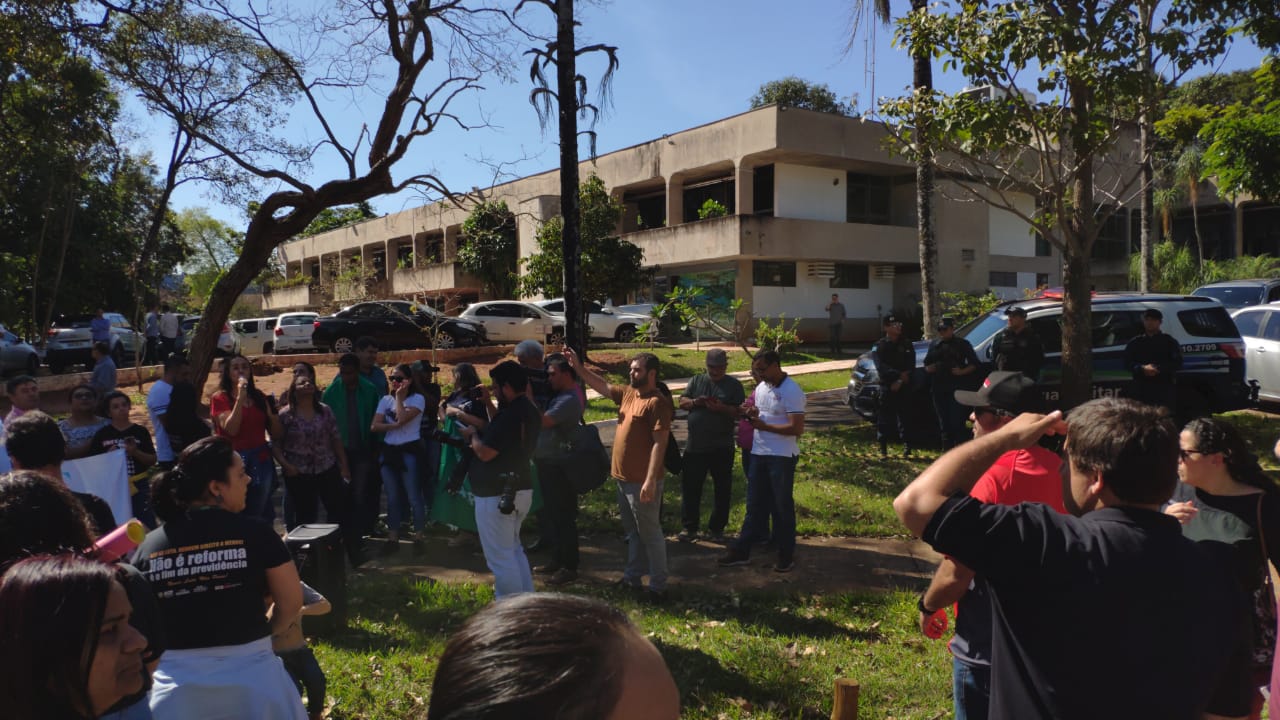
916, 371, 1064, 720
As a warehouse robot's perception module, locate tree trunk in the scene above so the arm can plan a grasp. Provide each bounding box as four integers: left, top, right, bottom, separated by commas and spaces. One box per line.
1137, 0, 1155, 292
910, 0, 939, 339
1060, 80, 1097, 411
556, 0, 586, 358
41, 167, 80, 338
1189, 178, 1205, 267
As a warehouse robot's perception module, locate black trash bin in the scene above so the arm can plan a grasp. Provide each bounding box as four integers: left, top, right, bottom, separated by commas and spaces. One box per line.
285, 523, 347, 635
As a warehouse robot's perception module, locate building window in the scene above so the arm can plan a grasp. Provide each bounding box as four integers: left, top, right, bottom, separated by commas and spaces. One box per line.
682, 178, 736, 223
396, 242, 414, 268
846, 172, 892, 225
636, 195, 665, 229
830, 263, 869, 289
1036, 273, 1050, 289
1035, 233, 1052, 257
753, 261, 796, 287
989, 271, 1017, 287
423, 234, 443, 264
1090, 207, 1130, 261
753, 165, 774, 216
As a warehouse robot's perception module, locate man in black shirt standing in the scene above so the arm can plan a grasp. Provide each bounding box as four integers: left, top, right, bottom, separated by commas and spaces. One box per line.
872, 314, 916, 458
990, 306, 1044, 380
1124, 307, 1182, 412
460, 360, 541, 599
894, 397, 1248, 719
923, 317, 980, 449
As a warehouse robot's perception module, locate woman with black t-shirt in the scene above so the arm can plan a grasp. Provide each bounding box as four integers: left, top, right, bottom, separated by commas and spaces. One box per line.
91, 391, 157, 527
163, 382, 211, 457
136, 436, 305, 720
1167, 417, 1280, 720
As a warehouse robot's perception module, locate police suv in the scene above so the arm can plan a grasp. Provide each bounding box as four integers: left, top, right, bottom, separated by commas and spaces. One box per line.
848, 293, 1253, 422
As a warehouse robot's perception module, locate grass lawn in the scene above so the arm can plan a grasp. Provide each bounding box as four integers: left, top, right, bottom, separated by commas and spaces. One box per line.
569, 421, 929, 539
313, 575, 953, 720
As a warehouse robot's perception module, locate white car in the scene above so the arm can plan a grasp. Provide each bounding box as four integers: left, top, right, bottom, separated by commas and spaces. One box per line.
533, 299, 657, 342
273, 312, 318, 354
1231, 304, 1280, 402
180, 316, 242, 357
458, 301, 566, 344
231, 316, 279, 356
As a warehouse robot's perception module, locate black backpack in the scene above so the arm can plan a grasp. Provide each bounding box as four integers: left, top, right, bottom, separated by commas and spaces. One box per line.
559, 423, 610, 495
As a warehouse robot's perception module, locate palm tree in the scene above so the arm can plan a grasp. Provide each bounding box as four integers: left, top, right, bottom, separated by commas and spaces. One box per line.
849, 0, 939, 338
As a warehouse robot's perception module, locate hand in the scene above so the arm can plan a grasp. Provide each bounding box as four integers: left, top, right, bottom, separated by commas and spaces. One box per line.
282, 462, 300, 478
395, 380, 410, 401
1142, 364, 1159, 377
563, 347, 582, 370
123, 437, 137, 456
459, 425, 477, 439
994, 411, 1067, 450
236, 376, 249, 398
925, 363, 937, 374
445, 405, 461, 418
639, 478, 658, 503
950, 367, 964, 377
1164, 500, 1198, 524
340, 472, 351, 485
694, 397, 708, 408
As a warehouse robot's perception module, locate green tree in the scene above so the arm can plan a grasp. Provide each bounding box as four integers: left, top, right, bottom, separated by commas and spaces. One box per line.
878, 0, 1246, 408
520, 175, 649, 306
1199, 58, 1280, 202
750, 76, 852, 115
176, 208, 243, 308
458, 200, 518, 299
299, 201, 378, 237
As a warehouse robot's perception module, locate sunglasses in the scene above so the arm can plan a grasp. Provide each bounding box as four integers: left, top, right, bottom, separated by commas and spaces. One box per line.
1178, 449, 1206, 461
390, 376, 406, 383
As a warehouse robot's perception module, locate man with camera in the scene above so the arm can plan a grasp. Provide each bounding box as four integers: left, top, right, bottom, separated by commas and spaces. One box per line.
457, 360, 542, 599
531, 355, 584, 586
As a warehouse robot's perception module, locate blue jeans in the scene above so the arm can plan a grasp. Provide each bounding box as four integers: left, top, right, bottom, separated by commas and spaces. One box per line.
952, 657, 990, 720
239, 445, 277, 523
732, 454, 797, 559
381, 445, 423, 534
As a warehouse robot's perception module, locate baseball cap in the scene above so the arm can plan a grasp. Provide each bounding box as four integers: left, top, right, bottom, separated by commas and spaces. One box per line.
705, 348, 729, 367
953, 372, 1045, 414
1004, 306, 1027, 317
883, 314, 902, 326
936, 317, 955, 331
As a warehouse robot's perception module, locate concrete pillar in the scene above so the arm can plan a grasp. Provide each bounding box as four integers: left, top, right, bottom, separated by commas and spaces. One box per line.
735, 162, 754, 215
444, 225, 460, 263
734, 258, 754, 342
666, 175, 684, 227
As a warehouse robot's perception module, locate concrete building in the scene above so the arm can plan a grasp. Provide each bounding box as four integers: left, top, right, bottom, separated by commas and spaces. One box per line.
267, 105, 1070, 342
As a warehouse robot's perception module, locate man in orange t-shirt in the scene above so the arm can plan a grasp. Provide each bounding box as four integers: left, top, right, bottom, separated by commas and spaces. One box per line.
916, 372, 1064, 720
566, 348, 673, 602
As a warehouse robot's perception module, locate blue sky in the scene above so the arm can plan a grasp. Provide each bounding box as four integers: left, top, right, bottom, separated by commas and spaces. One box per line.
129, 0, 1269, 227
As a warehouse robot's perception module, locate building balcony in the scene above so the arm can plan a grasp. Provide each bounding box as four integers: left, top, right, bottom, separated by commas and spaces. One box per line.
391, 262, 483, 297
625, 214, 920, 268
262, 283, 312, 311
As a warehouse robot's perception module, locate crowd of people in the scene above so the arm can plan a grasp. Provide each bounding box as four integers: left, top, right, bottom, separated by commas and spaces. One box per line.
2, 315, 1278, 719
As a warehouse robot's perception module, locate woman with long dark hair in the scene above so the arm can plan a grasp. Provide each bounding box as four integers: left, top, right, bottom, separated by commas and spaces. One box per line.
1167, 416, 1280, 720
275, 371, 349, 528
0, 555, 148, 720
426, 593, 679, 720
209, 354, 283, 522
60, 384, 108, 459
371, 363, 426, 552
0, 471, 165, 720
137, 437, 305, 720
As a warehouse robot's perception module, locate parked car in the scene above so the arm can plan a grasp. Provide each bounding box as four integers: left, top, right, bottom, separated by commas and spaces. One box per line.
1191, 279, 1280, 310
458, 301, 567, 345
45, 312, 143, 374
1229, 304, 1280, 402
533, 298, 657, 342
272, 311, 319, 354
180, 316, 243, 357
231, 316, 279, 356
311, 300, 485, 354
0, 325, 39, 376
848, 294, 1252, 430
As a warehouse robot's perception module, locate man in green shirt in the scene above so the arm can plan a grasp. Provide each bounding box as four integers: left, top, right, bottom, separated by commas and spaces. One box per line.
678, 348, 746, 542
322, 353, 381, 565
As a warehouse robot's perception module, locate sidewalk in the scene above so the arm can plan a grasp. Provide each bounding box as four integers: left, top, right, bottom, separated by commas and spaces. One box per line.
583, 357, 856, 400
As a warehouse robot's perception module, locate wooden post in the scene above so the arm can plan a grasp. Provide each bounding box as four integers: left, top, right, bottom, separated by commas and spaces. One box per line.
831, 678, 860, 720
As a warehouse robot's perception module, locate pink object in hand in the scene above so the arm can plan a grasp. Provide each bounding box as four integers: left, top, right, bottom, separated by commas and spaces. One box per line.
91, 519, 147, 563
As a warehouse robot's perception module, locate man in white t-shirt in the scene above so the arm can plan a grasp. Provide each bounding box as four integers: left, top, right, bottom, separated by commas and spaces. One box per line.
718, 350, 806, 572
158, 303, 181, 358
147, 354, 189, 468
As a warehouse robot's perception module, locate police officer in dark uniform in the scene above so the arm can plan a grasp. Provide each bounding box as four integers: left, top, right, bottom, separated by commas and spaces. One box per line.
923, 316, 981, 449
1123, 307, 1182, 412
873, 314, 916, 458
991, 306, 1045, 380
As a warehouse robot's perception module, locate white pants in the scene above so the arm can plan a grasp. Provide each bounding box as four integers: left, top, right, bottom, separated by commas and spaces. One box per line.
149, 637, 306, 720
474, 490, 534, 599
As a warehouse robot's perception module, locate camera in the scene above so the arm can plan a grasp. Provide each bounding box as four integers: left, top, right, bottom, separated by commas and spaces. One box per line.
497, 472, 517, 515
431, 428, 466, 449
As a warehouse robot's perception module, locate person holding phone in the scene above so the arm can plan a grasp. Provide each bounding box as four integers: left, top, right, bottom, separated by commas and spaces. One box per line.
371, 364, 426, 553
91, 390, 158, 527
209, 354, 283, 523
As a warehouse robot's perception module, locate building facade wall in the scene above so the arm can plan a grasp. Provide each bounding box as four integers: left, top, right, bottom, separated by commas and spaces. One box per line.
774, 163, 846, 222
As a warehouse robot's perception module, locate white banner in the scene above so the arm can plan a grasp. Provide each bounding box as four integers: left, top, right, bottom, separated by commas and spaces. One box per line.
63, 449, 132, 524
